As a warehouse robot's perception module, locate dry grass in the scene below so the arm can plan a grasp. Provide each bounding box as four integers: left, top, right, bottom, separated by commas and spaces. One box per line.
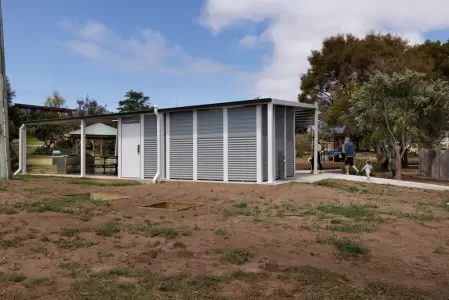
0, 178, 448, 299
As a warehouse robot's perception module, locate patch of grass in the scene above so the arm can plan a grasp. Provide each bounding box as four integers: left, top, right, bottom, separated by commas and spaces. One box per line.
55, 237, 94, 249
173, 241, 187, 249
314, 179, 339, 188
0, 237, 24, 249
223, 202, 255, 217
59, 260, 84, 278
149, 227, 180, 239
127, 220, 155, 235
72, 271, 223, 300
380, 211, 440, 222
12, 263, 21, 271
29, 246, 48, 254
326, 224, 376, 233
215, 228, 228, 239
252, 217, 266, 224
330, 219, 344, 224
434, 246, 448, 255
40, 236, 51, 243
158, 274, 223, 296
105, 267, 139, 277
318, 236, 369, 256
316, 203, 377, 219
215, 248, 252, 265
0, 205, 19, 215
13, 174, 68, 180
26, 194, 110, 214
97, 251, 115, 260
2, 291, 27, 300
346, 186, 359, 193
60, 228, 81, 237
23, 277, 53, 288
0, 272, 27, 282
96, 221, 121, 237
70, 180, 140, 187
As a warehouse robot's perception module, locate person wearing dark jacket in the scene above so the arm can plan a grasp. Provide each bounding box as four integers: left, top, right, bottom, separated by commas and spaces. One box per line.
344, 137, 359, 175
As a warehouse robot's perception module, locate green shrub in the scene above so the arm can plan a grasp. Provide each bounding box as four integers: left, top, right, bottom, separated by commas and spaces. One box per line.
33, 146, 53, 155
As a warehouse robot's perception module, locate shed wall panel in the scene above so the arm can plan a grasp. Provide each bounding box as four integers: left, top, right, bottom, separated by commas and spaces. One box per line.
228, 106, 257, 182
275, 106, 285, 180
143, 114, 157, 178
286, 107, 295, 178
197, 109, 224, 180
169, 111, 193, 179
262, 105, 268, 181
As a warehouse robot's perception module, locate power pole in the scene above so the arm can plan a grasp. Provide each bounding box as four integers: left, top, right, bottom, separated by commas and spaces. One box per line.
0, 0, 11, 179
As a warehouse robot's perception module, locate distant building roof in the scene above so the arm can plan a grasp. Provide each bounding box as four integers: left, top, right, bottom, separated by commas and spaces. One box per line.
69, 123, 117, 137
14, 103, 76, 112
329, 125, 347, 135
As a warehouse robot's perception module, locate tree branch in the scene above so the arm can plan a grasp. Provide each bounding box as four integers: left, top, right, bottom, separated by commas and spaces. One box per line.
383, 98, 396, 144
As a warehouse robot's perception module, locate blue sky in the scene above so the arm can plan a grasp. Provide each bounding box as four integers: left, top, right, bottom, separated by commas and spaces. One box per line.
4, 0, 449, 111
3, 0, 270, 110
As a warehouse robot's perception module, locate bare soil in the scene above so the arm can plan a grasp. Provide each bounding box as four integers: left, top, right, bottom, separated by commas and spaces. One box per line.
1, 176, 449, 299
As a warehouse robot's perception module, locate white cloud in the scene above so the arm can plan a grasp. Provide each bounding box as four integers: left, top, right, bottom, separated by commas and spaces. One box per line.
200, 0, 449, 100
61, 20, 236, 76
237, 35, 259, 47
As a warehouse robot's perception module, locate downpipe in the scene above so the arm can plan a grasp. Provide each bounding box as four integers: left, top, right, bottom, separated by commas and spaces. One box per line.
152, 106, 160, 183
13, 124, 25, 176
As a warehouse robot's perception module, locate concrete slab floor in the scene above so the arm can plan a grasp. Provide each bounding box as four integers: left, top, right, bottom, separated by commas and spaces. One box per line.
295, 171, 449, 191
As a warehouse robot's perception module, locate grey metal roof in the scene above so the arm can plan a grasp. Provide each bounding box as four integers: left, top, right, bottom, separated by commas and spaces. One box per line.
68, 123, 117, 137
23, 98, 316, 127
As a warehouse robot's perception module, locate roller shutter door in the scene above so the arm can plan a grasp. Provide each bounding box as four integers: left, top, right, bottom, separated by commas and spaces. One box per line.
143, 114, 157, 179
197, 109, 224, 180
228, 106, 257, 182
169, 111, 193, 180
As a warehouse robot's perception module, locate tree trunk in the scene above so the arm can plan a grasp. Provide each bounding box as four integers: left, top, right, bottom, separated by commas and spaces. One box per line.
377, 141, 389, 171
395, 148, 402, 180
401, 146, 409, 169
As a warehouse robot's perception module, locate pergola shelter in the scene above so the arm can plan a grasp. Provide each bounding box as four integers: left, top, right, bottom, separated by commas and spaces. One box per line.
68, 123, 117, 157
15, 98, 319, 183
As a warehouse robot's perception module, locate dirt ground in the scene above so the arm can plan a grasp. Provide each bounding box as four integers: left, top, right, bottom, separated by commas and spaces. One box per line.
1, 177, 449, 299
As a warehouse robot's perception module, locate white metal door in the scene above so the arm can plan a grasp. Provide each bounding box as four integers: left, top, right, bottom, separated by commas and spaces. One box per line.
121, 123, 141, 178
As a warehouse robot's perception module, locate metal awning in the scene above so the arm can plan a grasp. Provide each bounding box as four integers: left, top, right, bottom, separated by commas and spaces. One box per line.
295, 107, 315, 129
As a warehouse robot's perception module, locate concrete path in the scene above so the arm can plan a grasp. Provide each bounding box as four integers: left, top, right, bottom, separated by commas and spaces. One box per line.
295, 171, 449, 191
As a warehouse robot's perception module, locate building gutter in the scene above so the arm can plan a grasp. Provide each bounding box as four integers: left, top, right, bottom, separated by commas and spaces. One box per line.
13, 124, 25, 176
152, 106, 161, 183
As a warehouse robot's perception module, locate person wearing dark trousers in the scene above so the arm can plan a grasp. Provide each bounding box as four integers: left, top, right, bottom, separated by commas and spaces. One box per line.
311, 142, 323, 173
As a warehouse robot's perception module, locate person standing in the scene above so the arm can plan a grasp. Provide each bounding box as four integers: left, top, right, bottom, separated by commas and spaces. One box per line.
361, 161, 373, 180
344, 137, 359, 175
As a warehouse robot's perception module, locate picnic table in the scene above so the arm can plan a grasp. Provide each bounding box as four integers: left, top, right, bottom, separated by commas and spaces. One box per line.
90, 156, 118, 175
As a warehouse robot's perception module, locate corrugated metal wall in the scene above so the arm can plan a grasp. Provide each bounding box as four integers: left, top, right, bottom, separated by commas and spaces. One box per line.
228, 106, 257, 182
262, 105, 268, 181
286, 107, 295, 178
143, 114, 157, 179
197, 109, 224, 180
169, 111, 194, 179
275, 106, 285, 180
